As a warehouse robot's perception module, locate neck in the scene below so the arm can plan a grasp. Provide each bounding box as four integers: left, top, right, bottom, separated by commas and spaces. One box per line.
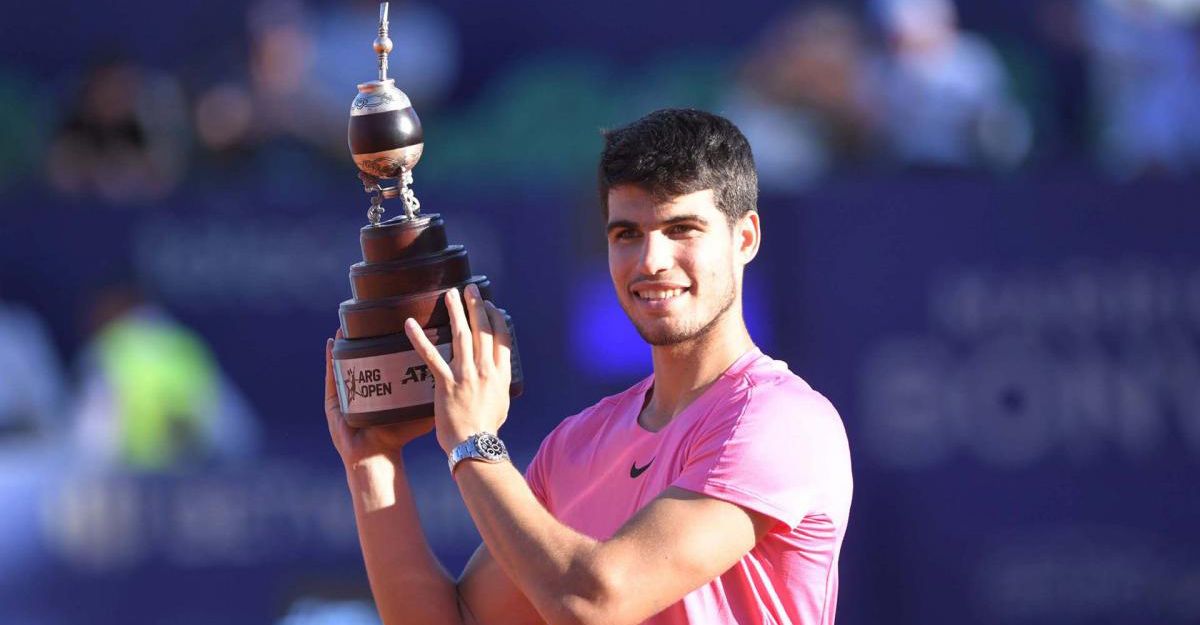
641, 305, 756, 431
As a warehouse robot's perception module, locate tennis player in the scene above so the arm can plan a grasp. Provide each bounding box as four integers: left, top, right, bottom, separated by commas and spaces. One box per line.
324, 108, 853, 625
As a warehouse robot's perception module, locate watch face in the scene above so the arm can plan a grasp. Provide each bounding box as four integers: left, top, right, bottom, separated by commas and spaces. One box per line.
475, 433, 507, 460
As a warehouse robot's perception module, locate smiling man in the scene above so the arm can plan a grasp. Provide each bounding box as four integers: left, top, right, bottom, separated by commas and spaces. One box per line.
324, 108, 853, 625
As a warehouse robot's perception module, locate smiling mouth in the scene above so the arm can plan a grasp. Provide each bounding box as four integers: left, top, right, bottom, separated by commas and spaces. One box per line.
633, 287, 688, 301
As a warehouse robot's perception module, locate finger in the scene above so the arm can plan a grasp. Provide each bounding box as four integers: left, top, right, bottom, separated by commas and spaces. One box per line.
486, 302, 513, 382
404, 318, 454, 380
445, 287, 474, 372
325, 338, 338, 406
465, 284, 494, 370
325, 338, 344, 432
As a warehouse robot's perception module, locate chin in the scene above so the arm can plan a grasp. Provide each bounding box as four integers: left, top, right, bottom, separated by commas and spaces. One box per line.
627, 297, 735, 348
632, 318, 706, 346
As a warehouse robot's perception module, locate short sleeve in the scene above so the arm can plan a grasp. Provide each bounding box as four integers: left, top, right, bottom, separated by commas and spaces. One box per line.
524, 428, 557, 511
671, 382, 851, 530
521, 397, 617, 515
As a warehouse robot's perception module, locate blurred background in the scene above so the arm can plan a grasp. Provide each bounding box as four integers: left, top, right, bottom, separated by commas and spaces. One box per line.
1, 0, 1198, 623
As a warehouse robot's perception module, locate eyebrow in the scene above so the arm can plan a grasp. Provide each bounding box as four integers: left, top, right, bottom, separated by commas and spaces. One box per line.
605, 219, 638, 235
605, 214, 709, 235
661, 214, 709, 228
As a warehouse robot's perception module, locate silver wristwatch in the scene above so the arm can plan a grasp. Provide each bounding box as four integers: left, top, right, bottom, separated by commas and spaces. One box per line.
447, 432, 510, 474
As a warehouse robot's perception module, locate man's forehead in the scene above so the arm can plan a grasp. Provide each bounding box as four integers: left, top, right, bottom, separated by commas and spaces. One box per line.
606, 187, 718, 224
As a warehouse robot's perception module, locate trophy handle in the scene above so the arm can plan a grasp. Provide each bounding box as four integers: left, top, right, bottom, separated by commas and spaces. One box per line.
359, 169, 420, 225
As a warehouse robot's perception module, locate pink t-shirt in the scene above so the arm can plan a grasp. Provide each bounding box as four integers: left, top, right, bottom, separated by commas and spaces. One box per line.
525, 348, 853, 625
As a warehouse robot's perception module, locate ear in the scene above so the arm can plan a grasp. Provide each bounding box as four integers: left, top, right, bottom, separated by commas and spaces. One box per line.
735, 210, 761, 265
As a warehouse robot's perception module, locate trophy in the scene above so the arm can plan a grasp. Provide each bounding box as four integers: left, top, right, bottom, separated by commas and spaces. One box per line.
332, 2, 523, 427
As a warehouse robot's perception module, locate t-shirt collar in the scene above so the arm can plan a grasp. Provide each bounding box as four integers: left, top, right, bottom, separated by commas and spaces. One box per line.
633, 345, 764, 425
640, 345, 764, 390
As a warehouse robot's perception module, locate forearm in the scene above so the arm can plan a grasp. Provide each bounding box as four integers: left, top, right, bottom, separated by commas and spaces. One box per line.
454, 461, 615, 625
347, 454, 464, 625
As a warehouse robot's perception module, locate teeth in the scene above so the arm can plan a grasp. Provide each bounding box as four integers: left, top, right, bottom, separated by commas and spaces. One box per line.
637, 288, 685, 301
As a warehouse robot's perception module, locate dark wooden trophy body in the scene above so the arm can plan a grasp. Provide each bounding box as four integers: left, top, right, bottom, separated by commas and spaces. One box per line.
332, 215, 523, 427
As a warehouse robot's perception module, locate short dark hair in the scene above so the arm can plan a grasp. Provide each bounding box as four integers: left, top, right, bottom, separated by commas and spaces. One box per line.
598, 108, 758, 224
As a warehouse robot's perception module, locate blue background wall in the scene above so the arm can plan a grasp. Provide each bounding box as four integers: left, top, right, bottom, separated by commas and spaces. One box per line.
1, 0, 1198, 623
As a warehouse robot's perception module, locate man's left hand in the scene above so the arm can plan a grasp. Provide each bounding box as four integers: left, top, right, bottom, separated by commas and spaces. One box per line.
404, 283, 513, 455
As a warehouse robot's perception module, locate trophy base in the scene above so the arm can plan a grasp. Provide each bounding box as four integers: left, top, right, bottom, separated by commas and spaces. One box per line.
331, 321, 524, 428
335, 381, 527, 428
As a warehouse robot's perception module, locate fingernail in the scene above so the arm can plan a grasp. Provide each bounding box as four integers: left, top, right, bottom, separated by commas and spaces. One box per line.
470, 283, 481, 298
327, 338, 333, 350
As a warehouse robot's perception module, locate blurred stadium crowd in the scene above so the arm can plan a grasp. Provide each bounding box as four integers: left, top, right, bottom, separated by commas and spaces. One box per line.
3, 0, 1198, 202
4, 0, 1196, 469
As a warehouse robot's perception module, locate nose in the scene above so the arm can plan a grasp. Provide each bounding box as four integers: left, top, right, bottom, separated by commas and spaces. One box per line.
638, 231, 673, 275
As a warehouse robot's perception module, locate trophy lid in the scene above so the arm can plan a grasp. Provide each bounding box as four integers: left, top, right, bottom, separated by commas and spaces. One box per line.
351, 78, 412, 115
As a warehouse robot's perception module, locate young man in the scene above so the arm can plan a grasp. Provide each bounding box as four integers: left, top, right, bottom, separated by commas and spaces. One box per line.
323, 109, 853, 625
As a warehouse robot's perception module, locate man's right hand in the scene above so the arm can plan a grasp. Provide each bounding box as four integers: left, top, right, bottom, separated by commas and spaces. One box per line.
325, 331, 434, 468
326, 331, 542, 625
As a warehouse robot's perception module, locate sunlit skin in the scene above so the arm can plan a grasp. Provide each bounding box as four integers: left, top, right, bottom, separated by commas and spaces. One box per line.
325, 184, 772, 625
606, 185, 761, 431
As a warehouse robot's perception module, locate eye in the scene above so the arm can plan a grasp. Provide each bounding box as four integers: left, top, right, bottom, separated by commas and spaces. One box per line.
666, 224, 697, 236
613, 229, 640, 241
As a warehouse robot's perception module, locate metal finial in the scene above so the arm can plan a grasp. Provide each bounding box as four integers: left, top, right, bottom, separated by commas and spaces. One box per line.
374, 2, 392, 82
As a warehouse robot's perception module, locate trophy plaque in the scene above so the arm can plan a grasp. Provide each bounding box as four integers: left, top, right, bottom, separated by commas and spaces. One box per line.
332, 2, 523, 427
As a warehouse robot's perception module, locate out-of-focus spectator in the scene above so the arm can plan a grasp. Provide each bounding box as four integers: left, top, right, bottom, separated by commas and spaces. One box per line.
193, 0, 459, 173
0, 294, 67, 440
1035, 0, 1093, 160
1083, 0, 1200, 177
193, 0, 333, 161
870, 0, 1032, 169
194, 0, 460, 170
46, 54, 187, 203
0, 70, 41, 191
71, 282, 259, 471
726, 4, 874, 190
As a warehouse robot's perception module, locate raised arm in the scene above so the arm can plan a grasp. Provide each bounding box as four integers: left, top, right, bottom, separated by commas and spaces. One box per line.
403, 287, 774, 625
325, 335, 542, 625
456, 465, 773, 625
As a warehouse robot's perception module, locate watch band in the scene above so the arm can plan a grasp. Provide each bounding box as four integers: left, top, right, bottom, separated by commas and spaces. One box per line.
447, 432, 510, 475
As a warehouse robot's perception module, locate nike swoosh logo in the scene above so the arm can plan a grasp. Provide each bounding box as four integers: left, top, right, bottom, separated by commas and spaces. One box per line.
630, 458, 654, 478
